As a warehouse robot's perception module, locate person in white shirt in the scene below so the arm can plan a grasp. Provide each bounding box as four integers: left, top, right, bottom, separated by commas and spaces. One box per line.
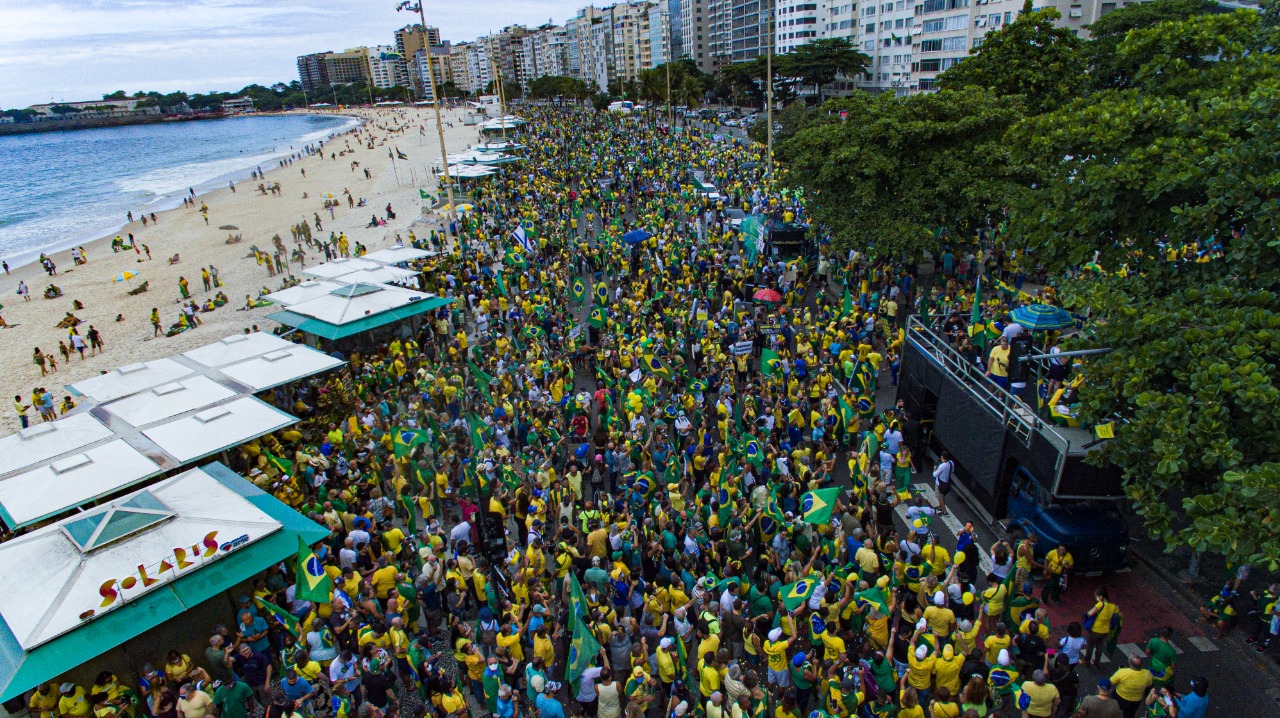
933, 451, 955, 515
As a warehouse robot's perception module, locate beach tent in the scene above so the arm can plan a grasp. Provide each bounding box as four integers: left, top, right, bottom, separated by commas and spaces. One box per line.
299, 257, 382, 280
0, 463, 328, 702
362, 246, 435, 266
266, 283, 454, 341
0, 333, 343, 529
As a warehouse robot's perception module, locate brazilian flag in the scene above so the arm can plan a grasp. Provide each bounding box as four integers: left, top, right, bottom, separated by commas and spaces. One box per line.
256, 597, 300, 637
742, 435, 764, 470
571, 278, 587, 304
468, 414, 487, 453
393, 427, 429, 459
495, 271, 508, 297
645, 355, 674, 382
264, 450, 294, 476
838, 396, 857, 438
589, 307, 607, 328
522, 326, 546, 340
857, 396, 875, 418
854, 585, 890, 615
595, 281, 609, 305
761, 348, 781, 377
779, 575, 822, 611
295, 537, 334, 603
801, 487, 840, 525
504, 246, 527, 269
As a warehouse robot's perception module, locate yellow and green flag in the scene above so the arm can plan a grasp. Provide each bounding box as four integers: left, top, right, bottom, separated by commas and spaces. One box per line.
801, 487, 840, 525
264, 450, 293, 476
295, 537, 334, 603
256, 596, 300, 636
393, 427, 430, 459
571, 277, 587, 304
779, 575, 821, 611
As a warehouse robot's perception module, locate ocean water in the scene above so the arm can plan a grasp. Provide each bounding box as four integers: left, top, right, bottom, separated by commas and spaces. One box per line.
0, 114, 359, 267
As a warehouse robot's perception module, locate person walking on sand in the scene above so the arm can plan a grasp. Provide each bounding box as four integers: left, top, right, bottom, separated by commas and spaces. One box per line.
69, 332, 86, 360
33, 347, 46, 376
14, 395, 30, 429
87, 325, 104, 355
58, 340, 70, 365
201, 268, 212, 292
151, 308, 162, 337
179, 276, 190, 299
143, 244, 152, 260
18, 280, 29, 301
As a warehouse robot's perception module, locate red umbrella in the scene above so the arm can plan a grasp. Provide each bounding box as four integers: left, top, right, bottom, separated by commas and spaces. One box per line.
753, 288, 783, 304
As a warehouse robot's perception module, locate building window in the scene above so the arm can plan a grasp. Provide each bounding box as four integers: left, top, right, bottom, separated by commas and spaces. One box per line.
919, 58, 941, 71
1005, 11, 1013, 21
941, 35, 966, 50
919, 38, 942, 51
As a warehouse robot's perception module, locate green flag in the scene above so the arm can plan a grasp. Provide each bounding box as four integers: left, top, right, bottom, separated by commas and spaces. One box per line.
263, 450, 293, 476
256, 597, 300, 636
644, 354, 674, 382
295, 537, 334, 603
571, 277, 587, 304
495, 270, 508, 297
761, 348, 781, 377
841, 286, 853, 317
595, 281, 609, 306
589, 307, 607, 328
504, 246, 527, 269
801, 487, 840, 525
566, 576, 602, 687
838, 396, 857, 440
393, 427, 430, 459
419, 189, 436, 202
468, 415, 487, 453
853, 585, 890, 615
741, 435, 764, 470
778, 575, 821, 611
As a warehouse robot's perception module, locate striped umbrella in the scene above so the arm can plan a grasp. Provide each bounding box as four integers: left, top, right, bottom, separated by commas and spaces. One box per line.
1010, 304, 1074, 331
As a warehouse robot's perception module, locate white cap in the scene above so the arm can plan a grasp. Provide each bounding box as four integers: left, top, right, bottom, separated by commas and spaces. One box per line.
768, 628, 783, 642
998, 649, 1011, 666
915, 644, 928, 660
933, 591, 945, 606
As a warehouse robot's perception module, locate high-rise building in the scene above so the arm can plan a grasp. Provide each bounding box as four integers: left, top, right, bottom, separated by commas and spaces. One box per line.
465, 40, 495, 94
610, 2, 654, 84
730, 0, 775, 62
707, 0, 733, 68
649, 1, 675, 67
322, 49, 374, 86
679, 0, 716, 73
296, 52, 331, 94
366, 45, 403, 89
395, 24, 442, 95
528, 25, 571, 79
449, 42, 474, 92
411, 43, 454, 101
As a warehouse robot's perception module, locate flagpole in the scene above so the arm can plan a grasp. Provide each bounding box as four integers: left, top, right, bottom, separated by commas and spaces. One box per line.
398, 1, 456, 223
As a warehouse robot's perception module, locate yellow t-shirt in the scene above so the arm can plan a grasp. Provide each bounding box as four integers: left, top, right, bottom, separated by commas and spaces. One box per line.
1109, 667, 1152, 702
984, 634, 1011, 665
763, 640, 789, 671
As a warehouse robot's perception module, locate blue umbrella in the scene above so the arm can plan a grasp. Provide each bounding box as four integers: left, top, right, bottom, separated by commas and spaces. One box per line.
1010, 304, 1074, 331
622, 229, 651, 245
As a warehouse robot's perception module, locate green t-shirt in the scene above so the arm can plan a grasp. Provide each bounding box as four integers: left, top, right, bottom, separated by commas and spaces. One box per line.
791, 661, 813, 690
1146, 637, 1177, 672
213, 682, 254, 718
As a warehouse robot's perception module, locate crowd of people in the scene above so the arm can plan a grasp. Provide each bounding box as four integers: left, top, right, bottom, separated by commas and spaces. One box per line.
25, 107, 1216, 718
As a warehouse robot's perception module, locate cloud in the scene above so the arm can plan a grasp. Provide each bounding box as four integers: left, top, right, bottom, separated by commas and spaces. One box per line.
0, 0, 589, 108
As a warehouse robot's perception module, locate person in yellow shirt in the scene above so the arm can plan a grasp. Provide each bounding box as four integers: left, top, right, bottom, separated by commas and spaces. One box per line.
762, 627, 797, 687
698, 650, 722, 698
1084, 588, 1119, 666
1109, 656, 1153, 716
370, 558, 399, 600
57, 684, 91, 718
984, 625, 1012, 665
932, 644, 965, 697
29, 683, 59, 718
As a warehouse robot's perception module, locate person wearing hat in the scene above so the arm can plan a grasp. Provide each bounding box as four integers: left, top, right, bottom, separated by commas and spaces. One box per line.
536, 681, 565, 718
988, 648, 1019, 716
57, 683, 90, 718
763, 625, 798, 689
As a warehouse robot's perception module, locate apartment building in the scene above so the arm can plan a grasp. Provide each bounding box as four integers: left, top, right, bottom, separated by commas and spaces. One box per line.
679, 0, 716, 73
296, 53, 331, 94
527, 25, 571, 79
465, 40, 495, 94
731, 0, 776, 62
449, 42, 473, 92
649, 1, 676, 67
366, 46, 403, 89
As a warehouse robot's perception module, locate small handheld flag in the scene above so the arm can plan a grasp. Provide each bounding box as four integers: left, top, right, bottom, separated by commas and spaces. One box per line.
295, 537, 334, 603
801, 487, 840, 525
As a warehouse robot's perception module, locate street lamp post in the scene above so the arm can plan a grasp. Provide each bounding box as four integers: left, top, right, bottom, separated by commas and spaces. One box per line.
397, 1, 457, 223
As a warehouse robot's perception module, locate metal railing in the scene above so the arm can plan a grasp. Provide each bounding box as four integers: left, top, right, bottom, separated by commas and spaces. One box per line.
906, 316, 1074, 451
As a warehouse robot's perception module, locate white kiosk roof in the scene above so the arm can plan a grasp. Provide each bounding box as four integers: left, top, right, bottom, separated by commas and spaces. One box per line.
142, 397, 296, 464
0, 413, 113, 476
218, 346, 345, 392
101, 376, 238, 427
0, 441, 162, 527
339, 266, 419, 285
182, 332, 299, 368
71, 358, 195, 403
282, 283, 436, 326
363, 246, 433, 265
300, 257, 382, 280
0, 466, 283, 650
262, 280, 346, 307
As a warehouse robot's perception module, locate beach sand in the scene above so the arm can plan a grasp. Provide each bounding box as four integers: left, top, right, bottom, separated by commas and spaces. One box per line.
0, 107, 482, 432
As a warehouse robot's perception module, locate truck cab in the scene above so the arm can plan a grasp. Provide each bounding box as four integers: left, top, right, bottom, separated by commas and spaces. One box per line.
897, 317, 1130, 573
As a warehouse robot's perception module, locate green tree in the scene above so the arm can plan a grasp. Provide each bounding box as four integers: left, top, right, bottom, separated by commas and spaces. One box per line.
102, 90, 128, 101
781, 38, 870, 103
1085, 0, 1216, 90
1008, 12, 1280, 567
778, 87, 1021, 258
938, 6, 1087, 113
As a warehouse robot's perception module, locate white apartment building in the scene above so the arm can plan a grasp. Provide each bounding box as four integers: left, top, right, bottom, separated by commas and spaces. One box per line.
649, 1, 675, 67
366, 45, 402, 89
528, 25, 570, 78
465, 40, 495, 94
612, 2, 655, 84
775, 0, 822, 54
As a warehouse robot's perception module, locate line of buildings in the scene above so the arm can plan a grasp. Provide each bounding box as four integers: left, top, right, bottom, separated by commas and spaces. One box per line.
297, 0, 1158, 99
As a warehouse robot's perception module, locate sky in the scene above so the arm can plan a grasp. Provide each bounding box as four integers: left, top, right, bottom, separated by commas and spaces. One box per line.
0, 0, 587, 108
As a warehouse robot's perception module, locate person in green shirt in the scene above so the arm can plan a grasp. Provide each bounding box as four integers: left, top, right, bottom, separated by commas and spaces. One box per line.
211, 681, 254, 718
1145, 627, 1178, 688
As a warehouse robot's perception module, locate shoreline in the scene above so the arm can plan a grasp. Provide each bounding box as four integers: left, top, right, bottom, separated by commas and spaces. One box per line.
0, 106, 479, 433
0, 112, 366, 270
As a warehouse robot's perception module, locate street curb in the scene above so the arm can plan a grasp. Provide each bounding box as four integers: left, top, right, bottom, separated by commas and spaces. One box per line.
1129, 547, 1280, 679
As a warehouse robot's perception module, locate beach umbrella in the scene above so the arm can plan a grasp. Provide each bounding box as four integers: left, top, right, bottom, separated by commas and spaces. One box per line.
752, 288, 783, 305
622, 229, 651, 245
219, 225, 239, 231
112, 271, 138, 283
1011, 304, 1074, 332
